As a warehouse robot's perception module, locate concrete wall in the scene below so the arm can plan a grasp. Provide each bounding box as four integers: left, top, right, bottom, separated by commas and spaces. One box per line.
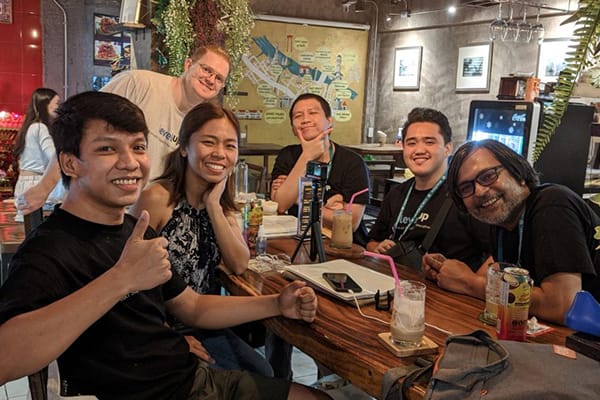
42, 0, 577, 145
376, 0, 575, 143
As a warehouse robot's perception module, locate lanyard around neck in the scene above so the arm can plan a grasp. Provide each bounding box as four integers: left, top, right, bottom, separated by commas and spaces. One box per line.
392, 175, 446, 241
497, 213, 525, 265
323, 142, 334, 183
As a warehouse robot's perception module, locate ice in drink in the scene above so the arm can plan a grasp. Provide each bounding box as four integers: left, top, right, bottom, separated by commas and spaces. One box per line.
390, 281, 426, 347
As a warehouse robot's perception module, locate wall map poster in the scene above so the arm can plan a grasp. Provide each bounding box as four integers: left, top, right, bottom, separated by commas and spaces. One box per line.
235, 19, 369, 145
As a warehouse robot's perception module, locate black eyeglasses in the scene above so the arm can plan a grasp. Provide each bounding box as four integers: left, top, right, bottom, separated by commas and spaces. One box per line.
197, 63, 226, 88
455, 166, 504, 198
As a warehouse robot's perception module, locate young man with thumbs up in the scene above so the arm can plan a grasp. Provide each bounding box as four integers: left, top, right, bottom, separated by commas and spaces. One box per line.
0, 92, 329, 400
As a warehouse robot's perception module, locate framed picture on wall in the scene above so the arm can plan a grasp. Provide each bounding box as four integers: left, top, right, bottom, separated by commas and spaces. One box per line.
537, 38, 572, 83
0, 0, 12, 24
393, 46, 422, 90
456, 43, 493, 92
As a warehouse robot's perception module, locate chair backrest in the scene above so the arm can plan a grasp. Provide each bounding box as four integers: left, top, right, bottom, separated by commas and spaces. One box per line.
246, 162, 268, 197
24, 208, 49, 400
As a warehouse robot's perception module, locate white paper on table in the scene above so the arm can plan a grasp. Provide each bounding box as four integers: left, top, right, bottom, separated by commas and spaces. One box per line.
235, 214, 298, 238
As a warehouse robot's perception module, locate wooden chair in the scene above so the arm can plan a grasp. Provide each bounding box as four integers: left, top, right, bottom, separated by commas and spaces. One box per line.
246, 162, 268, 197
22, 208, 49, 400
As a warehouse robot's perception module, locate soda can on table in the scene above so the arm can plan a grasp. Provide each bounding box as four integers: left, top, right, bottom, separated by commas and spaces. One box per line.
496, 267, 533, 341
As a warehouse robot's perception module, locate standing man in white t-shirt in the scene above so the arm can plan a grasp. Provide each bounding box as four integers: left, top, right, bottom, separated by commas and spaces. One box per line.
17, 45, 230, 214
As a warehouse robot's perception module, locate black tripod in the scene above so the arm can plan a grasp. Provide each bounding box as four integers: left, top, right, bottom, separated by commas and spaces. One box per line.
291, 177, 326, 263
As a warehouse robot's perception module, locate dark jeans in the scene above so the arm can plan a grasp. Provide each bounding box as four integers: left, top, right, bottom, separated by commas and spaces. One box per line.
264, 329, 293, 380
177, 326, 274, 377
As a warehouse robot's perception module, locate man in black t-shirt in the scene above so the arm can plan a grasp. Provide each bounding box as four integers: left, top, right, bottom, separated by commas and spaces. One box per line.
367, 108, 491, 272
0, 92, 329, 400
444, 139, 600, 325
270, 93, 370, 245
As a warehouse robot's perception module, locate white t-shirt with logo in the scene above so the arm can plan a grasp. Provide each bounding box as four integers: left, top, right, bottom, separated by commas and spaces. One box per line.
102, 70, 185, 180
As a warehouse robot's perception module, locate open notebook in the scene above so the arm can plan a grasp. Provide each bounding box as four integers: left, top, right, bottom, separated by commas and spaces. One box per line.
285, 259, 396, 302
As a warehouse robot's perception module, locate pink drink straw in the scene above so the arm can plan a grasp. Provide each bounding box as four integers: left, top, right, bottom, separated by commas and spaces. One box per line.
346, 188, 369, 212
363, 251, 402, 296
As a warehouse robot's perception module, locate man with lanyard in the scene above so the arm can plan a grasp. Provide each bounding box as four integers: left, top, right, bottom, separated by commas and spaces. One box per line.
440, 139, 600, 325
271, 93, 370, 246
367, 107, 491, 272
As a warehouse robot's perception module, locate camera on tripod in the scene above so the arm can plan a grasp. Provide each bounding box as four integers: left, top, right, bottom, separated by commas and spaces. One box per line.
306, 160, 328, 181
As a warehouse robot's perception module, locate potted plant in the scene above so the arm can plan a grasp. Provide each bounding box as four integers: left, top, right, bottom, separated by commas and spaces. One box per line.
534, 0, 600, 161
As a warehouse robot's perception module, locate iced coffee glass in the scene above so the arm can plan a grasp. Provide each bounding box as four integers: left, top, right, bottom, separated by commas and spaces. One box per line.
391, 280, 426, 347
331, 209, 353, 249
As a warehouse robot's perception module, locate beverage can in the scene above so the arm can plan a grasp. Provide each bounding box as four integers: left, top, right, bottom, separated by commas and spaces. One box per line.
496, 267, 532, 341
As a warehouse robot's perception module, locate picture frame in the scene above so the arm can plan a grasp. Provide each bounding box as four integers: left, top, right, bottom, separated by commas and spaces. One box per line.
0, 0, 12, 24
393, 46, 422, 91
456, 43, 493, 92
93, 13, 131, 70
537, 38, 572, 83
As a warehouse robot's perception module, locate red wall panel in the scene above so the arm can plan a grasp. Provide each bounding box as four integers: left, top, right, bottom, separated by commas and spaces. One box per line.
0, 0, 42, 115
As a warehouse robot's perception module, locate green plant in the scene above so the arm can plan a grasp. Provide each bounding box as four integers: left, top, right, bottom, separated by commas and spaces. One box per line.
217, 0, 254, 108
533, 0, 600, 161
162, 0, 196, 76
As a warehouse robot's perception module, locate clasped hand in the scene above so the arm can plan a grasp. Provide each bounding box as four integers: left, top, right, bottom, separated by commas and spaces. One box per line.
278, 281, 318, 323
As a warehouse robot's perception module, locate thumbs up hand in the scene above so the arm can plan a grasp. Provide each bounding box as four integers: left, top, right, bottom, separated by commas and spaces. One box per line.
115, 210, 172, 292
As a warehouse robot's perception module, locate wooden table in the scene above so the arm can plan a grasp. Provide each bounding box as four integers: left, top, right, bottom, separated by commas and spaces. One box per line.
239, 143, 283, 170
346, 143, 404, 170
0, 201, 24, 285
219, 237, 573, 399
346, 144, 405, 204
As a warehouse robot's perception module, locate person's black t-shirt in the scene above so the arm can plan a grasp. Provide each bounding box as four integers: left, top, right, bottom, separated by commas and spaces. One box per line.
271, 142, 371, 245
0, 208, 197, 399
495, 184, 600, 300
368, 178, 491, 270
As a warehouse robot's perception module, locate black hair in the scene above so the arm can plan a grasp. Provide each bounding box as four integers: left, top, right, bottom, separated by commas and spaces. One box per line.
401, 107, 452, 144
156, 102, 239, 212
13, 88, 59, 165
447, 139, 540, 212
50, 91, 148, 187
288, 93, 332, 125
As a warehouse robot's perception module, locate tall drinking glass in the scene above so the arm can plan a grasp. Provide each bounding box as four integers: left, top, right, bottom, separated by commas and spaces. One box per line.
503, 3, 519, 42
391, 280, 426, 347
489, 2, 507, 41
530, 7, 545, 44
516, 6, 532, 43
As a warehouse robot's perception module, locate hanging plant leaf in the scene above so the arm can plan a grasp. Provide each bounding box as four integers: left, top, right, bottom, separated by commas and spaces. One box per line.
534, 0, 600, 162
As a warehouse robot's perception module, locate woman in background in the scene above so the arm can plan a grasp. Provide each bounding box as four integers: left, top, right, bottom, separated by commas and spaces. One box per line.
130, 102, 272, 376
13, 88, 65, 221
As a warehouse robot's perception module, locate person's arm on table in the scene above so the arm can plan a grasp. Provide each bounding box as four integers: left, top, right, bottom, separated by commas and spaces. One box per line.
17, 156, 61, 215
366, 239, 396, 254
422, 253, 489, 298
529, 272, 581, 325
0, 211, 171, 384
167, 280, 318, 330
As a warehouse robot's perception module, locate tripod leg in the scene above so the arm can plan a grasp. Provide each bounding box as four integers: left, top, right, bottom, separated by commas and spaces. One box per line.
291, 223, 312, 263
310, 221, 327, 263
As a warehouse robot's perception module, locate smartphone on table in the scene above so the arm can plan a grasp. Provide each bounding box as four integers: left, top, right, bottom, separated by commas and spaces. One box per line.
322, 272, 362, 293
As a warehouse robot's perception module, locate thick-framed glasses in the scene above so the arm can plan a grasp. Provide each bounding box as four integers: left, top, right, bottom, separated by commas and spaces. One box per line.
197, 63, 226, 88
456, 166, 504, 198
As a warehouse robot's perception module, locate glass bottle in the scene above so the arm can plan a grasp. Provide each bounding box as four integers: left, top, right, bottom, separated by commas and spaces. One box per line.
235, 159, 248, 205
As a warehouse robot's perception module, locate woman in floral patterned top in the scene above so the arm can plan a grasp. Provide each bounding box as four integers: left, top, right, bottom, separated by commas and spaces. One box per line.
130, 102, 272, 376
